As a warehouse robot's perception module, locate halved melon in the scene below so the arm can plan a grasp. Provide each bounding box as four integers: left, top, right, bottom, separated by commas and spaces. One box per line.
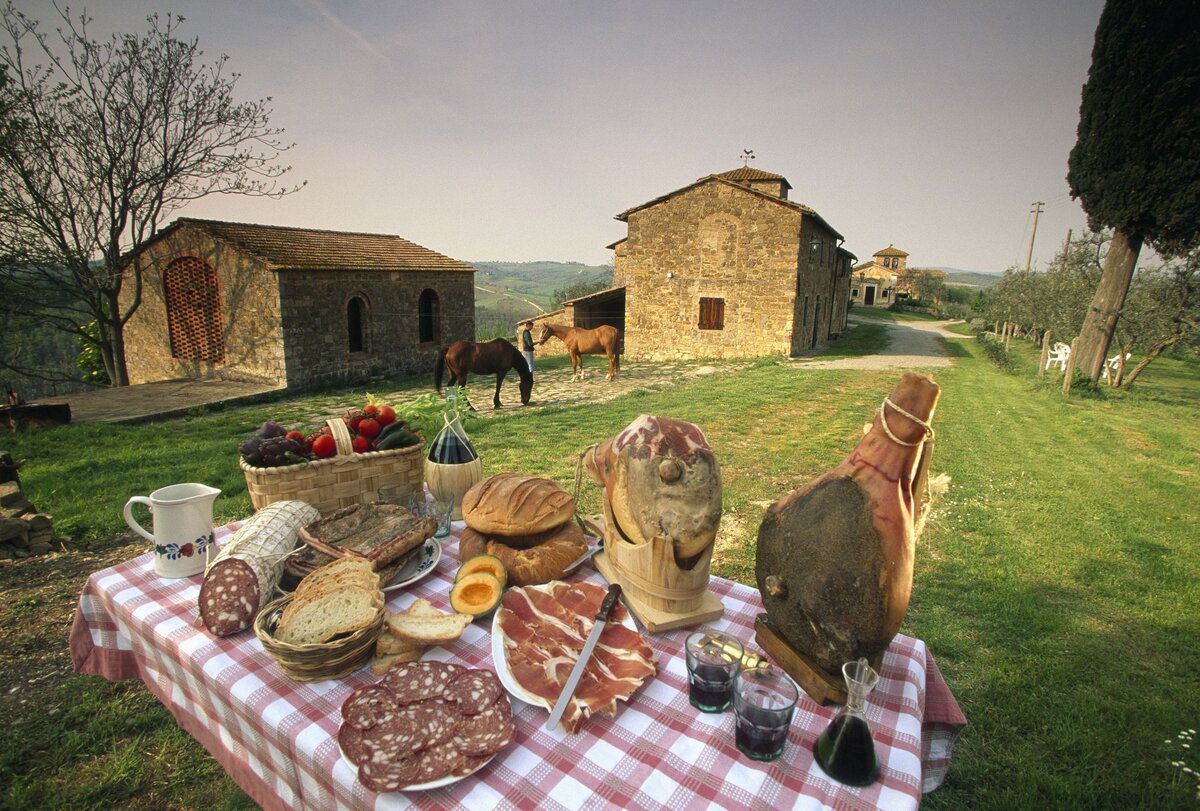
455, 553, 507, 589
449, 571, 503, 618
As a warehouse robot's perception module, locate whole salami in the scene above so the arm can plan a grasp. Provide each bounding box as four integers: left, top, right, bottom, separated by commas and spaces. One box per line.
198, 500, 319, 636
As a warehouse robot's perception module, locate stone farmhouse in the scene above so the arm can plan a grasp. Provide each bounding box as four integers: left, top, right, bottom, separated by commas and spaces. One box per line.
850, 245, 946, 307
528, 167, 854, 362
119, 218, 474, 389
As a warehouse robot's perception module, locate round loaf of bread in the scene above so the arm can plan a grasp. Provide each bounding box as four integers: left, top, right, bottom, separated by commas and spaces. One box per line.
462, 473, 576, 537
459, 522, 587, 586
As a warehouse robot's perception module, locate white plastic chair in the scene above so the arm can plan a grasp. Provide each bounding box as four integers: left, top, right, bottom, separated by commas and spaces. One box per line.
1101, 352, 1132, 380
1045, 342, 1071, 372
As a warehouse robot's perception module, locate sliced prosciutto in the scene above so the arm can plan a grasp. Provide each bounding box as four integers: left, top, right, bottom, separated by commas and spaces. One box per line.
498, 581, 656, 733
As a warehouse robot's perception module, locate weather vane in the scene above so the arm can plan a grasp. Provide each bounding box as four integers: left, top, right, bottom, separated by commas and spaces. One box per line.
740, 149, 755, 166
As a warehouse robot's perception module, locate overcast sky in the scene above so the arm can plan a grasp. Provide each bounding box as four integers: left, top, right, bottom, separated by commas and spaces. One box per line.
16, 1, 1106, 272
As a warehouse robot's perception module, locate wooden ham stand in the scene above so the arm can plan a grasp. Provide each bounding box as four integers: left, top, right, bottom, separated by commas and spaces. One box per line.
754, 615, 885, 705
583, 513, 724, 634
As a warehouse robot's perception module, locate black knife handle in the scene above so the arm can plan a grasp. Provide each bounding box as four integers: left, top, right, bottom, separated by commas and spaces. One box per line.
596, 583, 622, 621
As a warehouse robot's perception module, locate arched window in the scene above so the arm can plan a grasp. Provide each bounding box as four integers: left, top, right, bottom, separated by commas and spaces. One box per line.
418, 289, 440, 344
163, 256, 225, 363
347, 295, 368, 353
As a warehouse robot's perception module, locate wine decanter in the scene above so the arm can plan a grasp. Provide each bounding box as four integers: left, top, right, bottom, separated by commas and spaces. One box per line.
813, 657, 881, 786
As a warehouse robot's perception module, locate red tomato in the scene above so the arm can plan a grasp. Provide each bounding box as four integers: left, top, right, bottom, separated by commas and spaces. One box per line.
347, 415, 364, 433
377, 405, 397, 426
358, 418, 381, 439
311, 434, 337, 458
362, 403, 380, 418
285, 430, 305, 442
351, 435, 370, 453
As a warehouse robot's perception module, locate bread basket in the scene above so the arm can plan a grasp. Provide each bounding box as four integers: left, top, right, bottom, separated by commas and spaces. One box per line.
253, 593, 385, 681
241, 418, 424, 516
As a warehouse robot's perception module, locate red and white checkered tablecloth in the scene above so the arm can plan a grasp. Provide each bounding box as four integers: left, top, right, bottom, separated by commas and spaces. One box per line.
70, 521, 966, 811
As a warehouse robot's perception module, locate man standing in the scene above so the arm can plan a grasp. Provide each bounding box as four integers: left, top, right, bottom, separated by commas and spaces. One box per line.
521, 321, 535, 381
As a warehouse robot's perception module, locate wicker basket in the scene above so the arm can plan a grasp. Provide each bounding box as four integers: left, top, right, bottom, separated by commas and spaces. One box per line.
254, 593, 385, 681
241, 418, 424, 515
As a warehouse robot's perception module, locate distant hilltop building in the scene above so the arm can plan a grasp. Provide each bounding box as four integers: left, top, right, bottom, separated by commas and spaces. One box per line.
850, 245, 945, 307
525, 166, 855, 361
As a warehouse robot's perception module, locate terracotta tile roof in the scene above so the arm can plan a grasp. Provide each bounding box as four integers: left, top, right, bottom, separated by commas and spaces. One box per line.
614, 173, 842, 240
874, 244, 909, 257
712, 167, 793, 190
152, 218, 474, 272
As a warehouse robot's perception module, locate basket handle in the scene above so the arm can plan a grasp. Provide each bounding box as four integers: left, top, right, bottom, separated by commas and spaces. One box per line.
326, 418, 355, 456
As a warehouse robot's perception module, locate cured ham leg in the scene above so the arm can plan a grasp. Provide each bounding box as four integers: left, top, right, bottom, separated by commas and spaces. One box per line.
755, 372, 940, 675
584, 415, 721, 564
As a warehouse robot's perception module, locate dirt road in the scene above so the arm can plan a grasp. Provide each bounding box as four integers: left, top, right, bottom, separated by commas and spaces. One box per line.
787, 317, 960, 371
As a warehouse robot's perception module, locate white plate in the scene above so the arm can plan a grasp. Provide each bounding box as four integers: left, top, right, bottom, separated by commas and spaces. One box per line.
381, 538, 441, 593
339, 741, 494, 792
491, 583, 636, 711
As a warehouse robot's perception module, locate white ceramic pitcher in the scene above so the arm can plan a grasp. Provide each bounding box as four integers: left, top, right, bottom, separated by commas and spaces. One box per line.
124, 483, 220, 578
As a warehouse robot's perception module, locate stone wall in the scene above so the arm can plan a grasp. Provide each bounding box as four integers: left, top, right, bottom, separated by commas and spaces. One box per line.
279, 270, 475, 388
614, 181, 843, 361
120, 225, 287, 385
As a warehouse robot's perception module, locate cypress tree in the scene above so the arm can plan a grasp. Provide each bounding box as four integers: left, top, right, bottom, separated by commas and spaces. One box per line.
1066, 0, 1200, 380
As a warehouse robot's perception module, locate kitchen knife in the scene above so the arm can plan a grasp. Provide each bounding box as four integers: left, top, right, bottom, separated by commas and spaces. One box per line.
544, 583, 622, 731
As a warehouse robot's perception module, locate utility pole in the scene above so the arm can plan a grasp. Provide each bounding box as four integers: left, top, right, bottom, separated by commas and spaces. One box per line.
1063, 228, 1072, 255
1025, 201, 1044, 271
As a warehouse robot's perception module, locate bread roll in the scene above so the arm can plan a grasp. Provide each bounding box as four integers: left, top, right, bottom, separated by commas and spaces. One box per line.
462, 473, 576, 537
458, 523, 587, 586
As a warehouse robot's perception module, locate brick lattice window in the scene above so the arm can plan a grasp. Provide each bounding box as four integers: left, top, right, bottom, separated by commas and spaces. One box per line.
698, 297, 725, 330
163, 257, 224, 363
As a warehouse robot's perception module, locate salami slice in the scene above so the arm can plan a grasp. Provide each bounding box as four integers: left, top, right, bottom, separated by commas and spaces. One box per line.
420, 699, 460, 749
338, 722, 372, 767
359, 754, 424, 794
383, 660, 458, 704
444, 670, 503, 716
453, 693, 514, 757
343, 685, 399, 731
198, 559, 260, 636
453, 752, 493, 778
413, 741, 465, 785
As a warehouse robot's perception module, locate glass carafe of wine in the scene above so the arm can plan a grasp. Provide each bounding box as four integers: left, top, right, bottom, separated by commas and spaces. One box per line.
813, 657, 881, 786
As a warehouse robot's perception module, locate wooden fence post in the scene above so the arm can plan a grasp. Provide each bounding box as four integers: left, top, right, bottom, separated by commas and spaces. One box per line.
1005, 323, 1013, 352
1039, 331, 1051, 378
1062, 337, 1079, 395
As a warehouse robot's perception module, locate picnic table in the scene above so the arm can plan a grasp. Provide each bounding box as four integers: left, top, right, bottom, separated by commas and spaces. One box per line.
70, 520, 966, 810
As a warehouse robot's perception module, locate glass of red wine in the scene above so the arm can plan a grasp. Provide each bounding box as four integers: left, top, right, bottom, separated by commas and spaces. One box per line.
685, 631, 743, 712
733, 666, 799, 762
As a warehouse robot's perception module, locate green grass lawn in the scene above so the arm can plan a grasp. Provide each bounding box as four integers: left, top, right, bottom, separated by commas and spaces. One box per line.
2, 332, 1198, 808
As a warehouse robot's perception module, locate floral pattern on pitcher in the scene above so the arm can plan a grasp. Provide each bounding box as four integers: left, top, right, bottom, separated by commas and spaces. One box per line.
155, 532, 213, 560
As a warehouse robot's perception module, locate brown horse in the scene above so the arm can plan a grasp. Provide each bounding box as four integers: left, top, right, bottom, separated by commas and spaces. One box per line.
537, 323, 622, 381
435, 339, 532, 408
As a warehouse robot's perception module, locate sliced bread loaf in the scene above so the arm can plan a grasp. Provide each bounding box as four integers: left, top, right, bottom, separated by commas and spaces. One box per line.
385, 609, 472, 644
277, 586, 382, 645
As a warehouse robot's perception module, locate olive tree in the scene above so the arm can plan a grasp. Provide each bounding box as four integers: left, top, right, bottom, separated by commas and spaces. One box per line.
1066, 0, 1200, 381
0, 4, 302, 386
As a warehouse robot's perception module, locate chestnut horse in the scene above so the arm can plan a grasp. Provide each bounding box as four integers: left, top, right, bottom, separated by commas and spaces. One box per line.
435, 339, 532, 408
537, 323, 623, 381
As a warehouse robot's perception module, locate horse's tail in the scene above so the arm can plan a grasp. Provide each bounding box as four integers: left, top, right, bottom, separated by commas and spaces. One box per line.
434, 346, 448, 394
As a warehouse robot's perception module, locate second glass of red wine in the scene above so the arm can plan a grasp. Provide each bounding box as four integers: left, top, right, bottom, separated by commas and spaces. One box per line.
685, 630, 743, 712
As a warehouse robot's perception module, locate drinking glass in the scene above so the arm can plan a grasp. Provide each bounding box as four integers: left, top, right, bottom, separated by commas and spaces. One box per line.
685, 631, 743, 712
422, 496, 453, 539
733, 665, 798, 762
